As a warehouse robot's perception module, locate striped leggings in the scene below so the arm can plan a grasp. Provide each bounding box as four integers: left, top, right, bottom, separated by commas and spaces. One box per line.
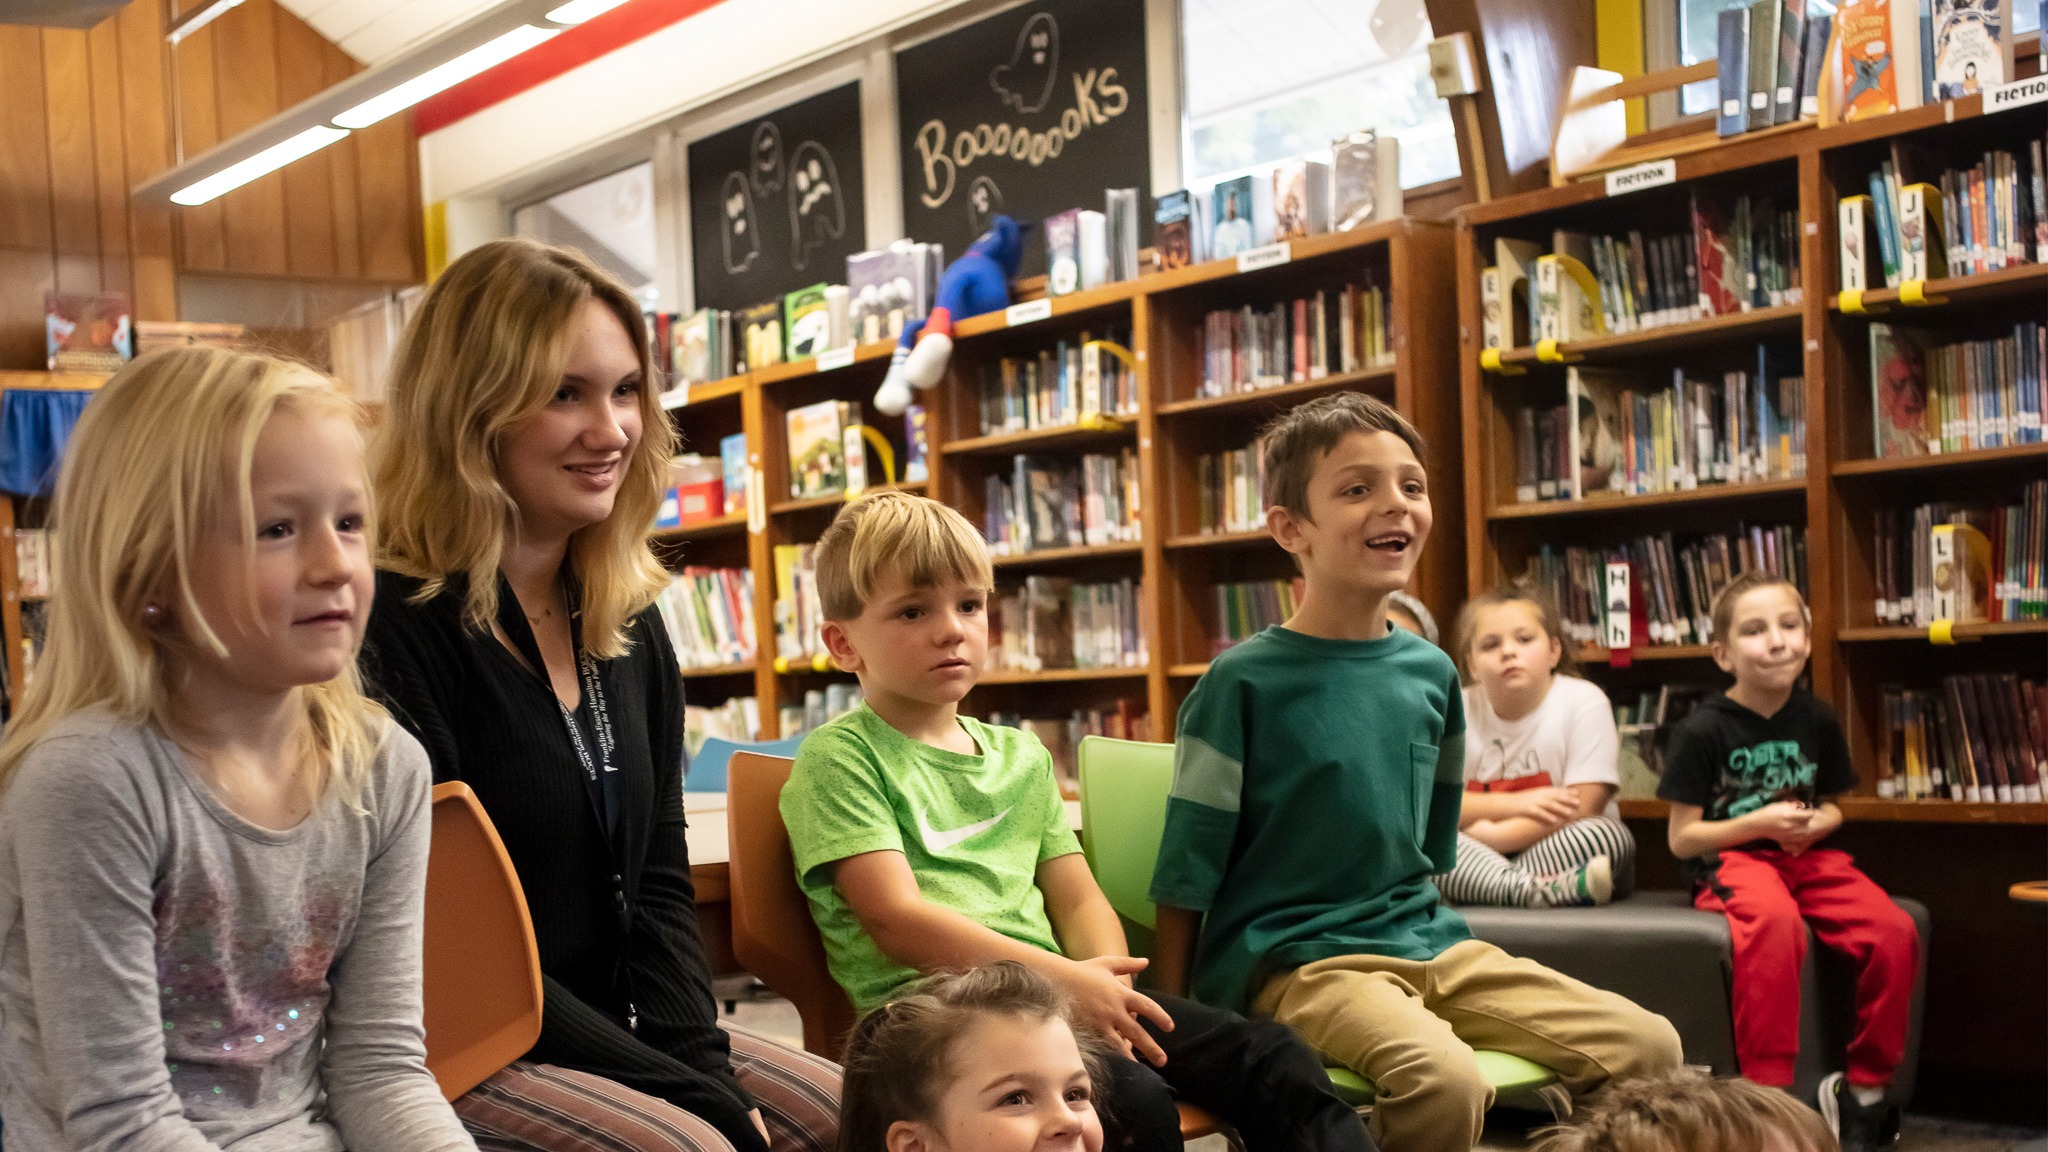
456, 1023, 841, 1152
1434, 816, 1637, 908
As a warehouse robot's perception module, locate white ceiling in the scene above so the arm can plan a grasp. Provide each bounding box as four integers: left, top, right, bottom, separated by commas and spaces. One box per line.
276, 0, 507, 64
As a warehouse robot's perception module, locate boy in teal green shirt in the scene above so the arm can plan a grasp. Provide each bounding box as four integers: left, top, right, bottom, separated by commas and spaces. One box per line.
780, 491, 1372, 1152
1151, 394, 1680, 1152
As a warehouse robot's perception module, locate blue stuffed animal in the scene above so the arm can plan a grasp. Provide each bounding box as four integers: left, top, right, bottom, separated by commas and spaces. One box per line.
874, 216, 1025, 416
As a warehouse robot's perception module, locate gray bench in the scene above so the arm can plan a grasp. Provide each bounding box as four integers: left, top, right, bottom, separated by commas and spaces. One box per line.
1459, 891, 1929, 1106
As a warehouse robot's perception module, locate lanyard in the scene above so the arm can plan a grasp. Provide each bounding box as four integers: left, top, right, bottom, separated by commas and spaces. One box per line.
557, 620, 620, 837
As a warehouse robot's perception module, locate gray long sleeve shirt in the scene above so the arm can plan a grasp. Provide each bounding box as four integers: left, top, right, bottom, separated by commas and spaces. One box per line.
0, 707, 476, 1151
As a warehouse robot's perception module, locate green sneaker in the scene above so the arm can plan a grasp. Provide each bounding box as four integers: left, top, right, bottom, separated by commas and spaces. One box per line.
1532, 855, 1615, 908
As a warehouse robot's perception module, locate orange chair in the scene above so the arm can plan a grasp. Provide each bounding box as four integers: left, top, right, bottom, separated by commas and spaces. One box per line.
725, 751, 858, 1061
723, 752, 1221, 1140
422, 780, 544, 1101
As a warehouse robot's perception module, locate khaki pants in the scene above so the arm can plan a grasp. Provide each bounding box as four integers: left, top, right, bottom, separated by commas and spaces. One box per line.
1254, 939, 1682, 1152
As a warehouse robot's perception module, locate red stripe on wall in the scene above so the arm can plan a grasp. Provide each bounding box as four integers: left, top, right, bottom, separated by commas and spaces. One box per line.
415, 0, 728, 135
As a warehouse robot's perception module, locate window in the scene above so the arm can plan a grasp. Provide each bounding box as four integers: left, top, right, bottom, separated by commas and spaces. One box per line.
513, 161, 660, 302
1179, 0, 1459, 190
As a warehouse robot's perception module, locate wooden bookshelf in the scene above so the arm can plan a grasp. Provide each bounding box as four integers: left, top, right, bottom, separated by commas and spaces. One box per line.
657, 219, 1461, 741
1457, 91, 2048, 828
0, 371, 111, 708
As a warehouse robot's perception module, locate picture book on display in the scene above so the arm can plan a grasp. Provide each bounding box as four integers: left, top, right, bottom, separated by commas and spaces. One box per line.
1331, 131, 1401, 231
847, 241, 943, 346
785, 399, 862, 499
44, 292, 133, 373
783, 283, 832, 361
1155, 190, 1195, 270
1271, 158, 1331, 241
739, 302, 784, 372
1210, 174, 1266, 258
720, 433, 749, 516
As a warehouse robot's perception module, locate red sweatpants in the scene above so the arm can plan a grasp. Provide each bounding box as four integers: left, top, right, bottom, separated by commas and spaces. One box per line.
1694, 847, 1919, 1088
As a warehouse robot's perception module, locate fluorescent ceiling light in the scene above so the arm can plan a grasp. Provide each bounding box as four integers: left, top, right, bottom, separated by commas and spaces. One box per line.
332, 24, 560, 130
166, 0, 247, 44
170, 126, 349, 206
546, 0, 632, 23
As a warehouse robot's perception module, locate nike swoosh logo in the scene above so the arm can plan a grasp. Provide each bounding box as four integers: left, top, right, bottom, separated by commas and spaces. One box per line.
917, 808, 1010, 853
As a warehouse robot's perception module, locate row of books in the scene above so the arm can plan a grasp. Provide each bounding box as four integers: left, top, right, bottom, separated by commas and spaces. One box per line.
1045, 191, 1143, 296
984, 451, 1143, 556
1524, 522, 1808, 649
785, 400, 931, 501
990, 577, 1148, 673
974, 329, 1140, 436
655, 567, 758, 670
1212, 578, 1305, 654
1878, 676, 2045, 804
1872, 483, 2047, 626
1195, 442, 1268, 535
674, 240, 948, 385
1198, 279, 1393, 398
1869, 322, 2045, 458
685, 697, 760, 755
1712, 3, 1829, 138
1154, 130, 1401, 269
1518, 358, 1806, 504
985, 704, 1154, 793
1483, 197, 1802, 351
781, 684, 864, 740
1840, 141, 2045, 291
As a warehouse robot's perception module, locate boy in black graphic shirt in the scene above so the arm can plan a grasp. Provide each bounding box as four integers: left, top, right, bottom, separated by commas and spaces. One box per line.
1659, 572, 1918, 1152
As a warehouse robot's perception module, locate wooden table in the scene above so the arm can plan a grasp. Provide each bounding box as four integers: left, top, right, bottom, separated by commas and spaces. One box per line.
685, 793, 737, 974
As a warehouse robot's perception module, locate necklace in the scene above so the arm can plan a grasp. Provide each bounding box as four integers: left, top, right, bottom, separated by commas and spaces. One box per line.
525, 606, 556, 625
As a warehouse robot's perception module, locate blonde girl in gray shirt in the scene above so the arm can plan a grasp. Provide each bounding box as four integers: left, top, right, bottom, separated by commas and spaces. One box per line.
0, 347, 473, 1152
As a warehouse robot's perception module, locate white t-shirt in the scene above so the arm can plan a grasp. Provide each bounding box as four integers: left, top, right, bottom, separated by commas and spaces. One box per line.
1462, 675, 1620, 818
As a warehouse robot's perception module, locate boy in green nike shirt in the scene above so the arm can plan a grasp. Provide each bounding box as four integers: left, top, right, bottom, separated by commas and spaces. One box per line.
1150, 394, 1681, 1152
781, 492, 1372, 1152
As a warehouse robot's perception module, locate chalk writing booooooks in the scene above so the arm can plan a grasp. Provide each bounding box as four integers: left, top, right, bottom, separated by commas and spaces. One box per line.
913, 68, 1131, 209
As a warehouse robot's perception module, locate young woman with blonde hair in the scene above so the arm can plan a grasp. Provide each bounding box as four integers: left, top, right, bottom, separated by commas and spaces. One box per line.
0, 347, 472, 1150
361, 237, 840, 1152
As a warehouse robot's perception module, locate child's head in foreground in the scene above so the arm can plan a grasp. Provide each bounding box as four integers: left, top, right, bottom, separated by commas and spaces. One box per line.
816, 491, 997, 707
1708, 571, 1811, 699
1260, 391, 1431, 606
1529, 1069, 1836, 1152
838, 961, 1106, 1152
0, 346, 382, 802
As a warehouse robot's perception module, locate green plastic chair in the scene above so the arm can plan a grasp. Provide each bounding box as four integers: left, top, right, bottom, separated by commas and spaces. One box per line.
1076, 735, 1564, 1114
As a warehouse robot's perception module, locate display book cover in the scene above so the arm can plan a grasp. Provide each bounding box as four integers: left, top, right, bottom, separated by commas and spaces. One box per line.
720, 433, 749, 516
785, 399, 855, 499
1154, 190, 1194, 270
1330, 131, 1399, 232
45, 292, 133, 373
783, 283, 831, 361
847, 241, 943, 346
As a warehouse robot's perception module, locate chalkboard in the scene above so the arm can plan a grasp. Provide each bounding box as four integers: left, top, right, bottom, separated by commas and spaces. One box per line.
689, 83, 866, 313
895, 0, 1151, 279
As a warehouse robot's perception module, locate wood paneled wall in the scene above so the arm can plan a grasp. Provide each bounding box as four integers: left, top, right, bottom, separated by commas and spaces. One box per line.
0, 0, 424, 370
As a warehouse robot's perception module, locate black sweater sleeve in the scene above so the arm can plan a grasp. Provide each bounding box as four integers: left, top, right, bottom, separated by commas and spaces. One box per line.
622, 614, 751, 1105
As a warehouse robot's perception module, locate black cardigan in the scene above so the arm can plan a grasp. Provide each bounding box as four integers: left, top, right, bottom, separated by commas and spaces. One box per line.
360, 568, 752, 1125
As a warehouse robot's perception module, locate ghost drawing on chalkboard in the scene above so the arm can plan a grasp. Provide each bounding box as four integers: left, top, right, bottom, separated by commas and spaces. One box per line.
991, 12, 1059, 114
721, 171, 758, 275
750, 122, 784, 199
788, 142, 844, 271
967, 176, 1005, 236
